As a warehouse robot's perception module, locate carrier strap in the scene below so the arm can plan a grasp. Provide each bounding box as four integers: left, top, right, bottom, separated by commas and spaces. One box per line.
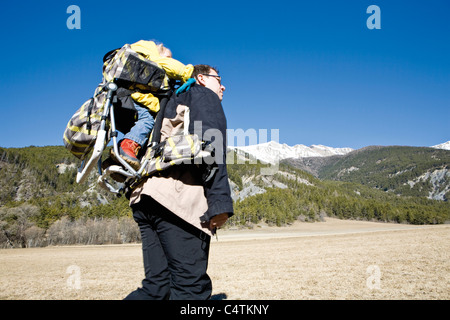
151, 95, 170, 145
102, 48, 120, 63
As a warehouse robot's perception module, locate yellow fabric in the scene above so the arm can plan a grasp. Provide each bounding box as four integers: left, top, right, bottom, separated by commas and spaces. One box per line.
155, 158, 162, 171
63, 134, 89, 150
167, 137, 182, 159
185, 135, 195, 153
130, 40, 194, 82
129, 40, 194, 112
130, 92, 160, 113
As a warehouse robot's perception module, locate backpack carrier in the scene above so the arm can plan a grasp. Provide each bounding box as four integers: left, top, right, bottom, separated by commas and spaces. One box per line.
63, 44, 216, 195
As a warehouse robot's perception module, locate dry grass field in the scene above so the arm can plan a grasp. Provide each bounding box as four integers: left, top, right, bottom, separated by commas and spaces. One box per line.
0, 218, 448, 300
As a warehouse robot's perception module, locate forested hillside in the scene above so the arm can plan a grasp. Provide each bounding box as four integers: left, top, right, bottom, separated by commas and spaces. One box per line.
0, 145, 449, 248
0, 146, 133, 248
285, 146, 450, 200
229, 162, 449, 227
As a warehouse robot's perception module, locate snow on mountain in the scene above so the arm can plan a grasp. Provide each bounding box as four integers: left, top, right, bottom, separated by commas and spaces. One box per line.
230, 140, 450, 164
431, 141, 450, 151
231, 141, 354, 164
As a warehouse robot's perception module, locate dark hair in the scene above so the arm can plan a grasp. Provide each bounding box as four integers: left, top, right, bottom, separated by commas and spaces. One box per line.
192, 64, 219, 79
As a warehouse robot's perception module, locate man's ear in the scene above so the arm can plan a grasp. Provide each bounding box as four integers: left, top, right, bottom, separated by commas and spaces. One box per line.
196, 74, 206, 86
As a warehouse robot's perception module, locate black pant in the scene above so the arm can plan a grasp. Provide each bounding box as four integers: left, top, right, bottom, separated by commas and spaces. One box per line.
124, 195, 212, 300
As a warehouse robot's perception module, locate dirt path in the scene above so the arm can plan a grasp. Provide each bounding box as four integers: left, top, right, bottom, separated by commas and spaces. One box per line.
0, 218, 448, 300
215, 218, 433, 241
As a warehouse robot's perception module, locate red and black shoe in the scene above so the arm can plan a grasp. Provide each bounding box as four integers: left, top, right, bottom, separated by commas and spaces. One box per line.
111, 139, 141, 171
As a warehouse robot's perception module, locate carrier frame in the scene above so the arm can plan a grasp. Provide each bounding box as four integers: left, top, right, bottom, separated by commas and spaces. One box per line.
75, 81, 170, 195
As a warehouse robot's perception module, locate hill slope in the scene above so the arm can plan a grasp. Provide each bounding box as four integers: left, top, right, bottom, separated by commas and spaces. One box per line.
317, 146, 450, 200
285, 146, 450, 201
0, 145, 449, 248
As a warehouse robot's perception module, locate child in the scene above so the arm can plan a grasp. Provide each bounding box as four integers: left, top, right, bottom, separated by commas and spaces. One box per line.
112, 40, 194, 170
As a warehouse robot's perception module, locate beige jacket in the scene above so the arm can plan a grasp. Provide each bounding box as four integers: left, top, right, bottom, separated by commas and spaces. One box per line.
129, 104, 212, 236
129, 84, 234, 237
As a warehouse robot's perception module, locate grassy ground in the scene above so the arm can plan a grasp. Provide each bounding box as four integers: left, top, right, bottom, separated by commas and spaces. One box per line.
0, 218, 448, 300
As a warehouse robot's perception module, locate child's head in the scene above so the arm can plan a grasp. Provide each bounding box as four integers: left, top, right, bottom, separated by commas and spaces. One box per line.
157, 43, 172, 58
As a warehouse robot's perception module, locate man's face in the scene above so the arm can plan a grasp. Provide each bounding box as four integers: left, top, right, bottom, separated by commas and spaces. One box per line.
199, 69, 226, 101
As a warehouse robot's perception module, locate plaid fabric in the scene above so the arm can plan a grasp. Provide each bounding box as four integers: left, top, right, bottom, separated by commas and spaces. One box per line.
141, 134, 206, 177
63, 44, 166, 161
103, 44, 166, 92
63, 85, 110, 160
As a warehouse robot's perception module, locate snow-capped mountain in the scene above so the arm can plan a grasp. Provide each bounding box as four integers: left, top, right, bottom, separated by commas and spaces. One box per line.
230, 140, 450, 164
231, 141, 354, 164
431, 141, 450, 151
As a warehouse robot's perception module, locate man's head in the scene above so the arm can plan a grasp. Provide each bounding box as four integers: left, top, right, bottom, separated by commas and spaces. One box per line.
193, 64, 226, 101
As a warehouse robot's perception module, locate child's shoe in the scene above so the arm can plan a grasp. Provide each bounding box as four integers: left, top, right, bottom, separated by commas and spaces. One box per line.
112, 139, 141, 170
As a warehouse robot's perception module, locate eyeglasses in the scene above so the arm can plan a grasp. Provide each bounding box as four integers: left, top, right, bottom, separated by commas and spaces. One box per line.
201, 74, 222, 85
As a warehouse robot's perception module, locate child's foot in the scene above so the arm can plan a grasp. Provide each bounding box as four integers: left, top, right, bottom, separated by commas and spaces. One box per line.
111, 139, 141, 170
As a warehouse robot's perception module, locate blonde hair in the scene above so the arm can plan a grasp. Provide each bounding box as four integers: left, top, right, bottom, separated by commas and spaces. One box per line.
156, 43, 172, 58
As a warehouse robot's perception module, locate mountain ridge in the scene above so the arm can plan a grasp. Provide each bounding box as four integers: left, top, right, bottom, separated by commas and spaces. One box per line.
285, 145, 450, 201
432, 141, 450, 150
231, 141, 354, 164
232, 140, 450, 164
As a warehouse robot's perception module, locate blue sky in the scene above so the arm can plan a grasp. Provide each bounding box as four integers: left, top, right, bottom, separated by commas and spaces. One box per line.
0, 0, 448, 150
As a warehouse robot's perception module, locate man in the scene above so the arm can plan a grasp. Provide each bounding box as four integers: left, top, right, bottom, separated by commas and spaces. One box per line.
124, 65, 233, 300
